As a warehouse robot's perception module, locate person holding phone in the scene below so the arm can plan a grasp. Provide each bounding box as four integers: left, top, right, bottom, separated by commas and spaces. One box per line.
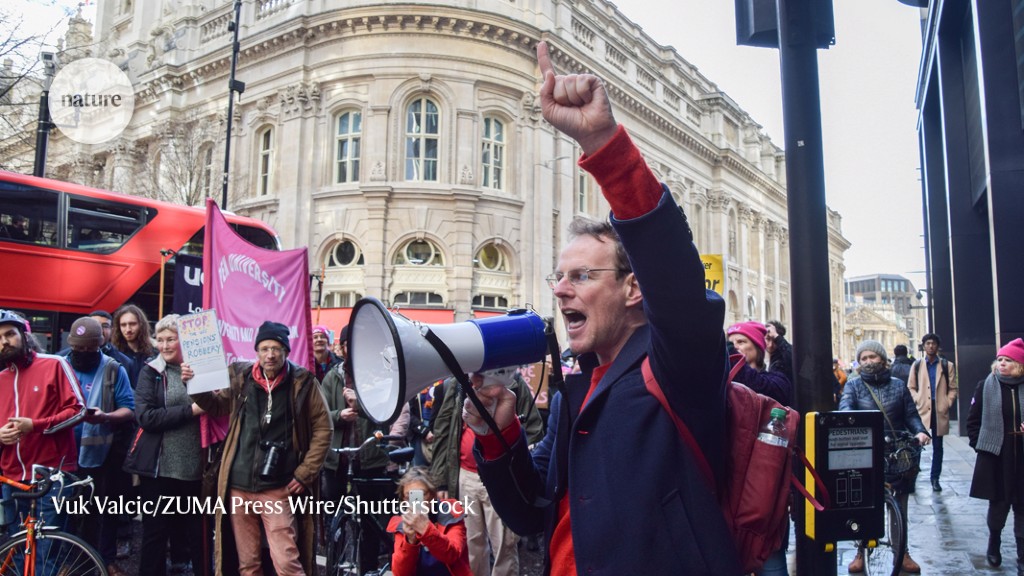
388, 466, 471, 576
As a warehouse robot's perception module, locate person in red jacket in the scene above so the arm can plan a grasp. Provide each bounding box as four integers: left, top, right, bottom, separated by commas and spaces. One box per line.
388, 467, 471, 576
0, 309, 84, 572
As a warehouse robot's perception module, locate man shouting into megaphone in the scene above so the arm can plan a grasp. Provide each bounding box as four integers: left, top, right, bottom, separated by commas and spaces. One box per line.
462, 41, 739, 576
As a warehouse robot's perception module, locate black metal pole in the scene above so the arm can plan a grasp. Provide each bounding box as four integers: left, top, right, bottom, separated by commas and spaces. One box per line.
221, 0, 245, 209
33, 54, 56, 178
777, 0, 838, 574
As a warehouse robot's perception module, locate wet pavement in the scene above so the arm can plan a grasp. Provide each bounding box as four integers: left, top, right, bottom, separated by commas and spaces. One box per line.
827, 421, 1011, 575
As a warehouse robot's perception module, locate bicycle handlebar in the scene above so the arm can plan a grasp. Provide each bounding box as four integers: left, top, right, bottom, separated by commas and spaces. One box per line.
9, 467, 94, 500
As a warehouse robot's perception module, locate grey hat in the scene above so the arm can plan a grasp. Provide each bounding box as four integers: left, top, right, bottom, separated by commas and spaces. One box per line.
855, 340, 888, 364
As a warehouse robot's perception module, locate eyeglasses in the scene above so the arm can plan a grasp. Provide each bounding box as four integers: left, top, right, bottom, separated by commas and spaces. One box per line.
545, 267, 629, 290
258, 346, 285, 355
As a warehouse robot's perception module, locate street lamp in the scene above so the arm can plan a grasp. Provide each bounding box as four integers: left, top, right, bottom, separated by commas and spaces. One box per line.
33, 51, 56, 178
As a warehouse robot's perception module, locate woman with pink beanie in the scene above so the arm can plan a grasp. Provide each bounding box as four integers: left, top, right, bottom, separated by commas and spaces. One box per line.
726, 321, 793, 406
967, 338, 1024, 573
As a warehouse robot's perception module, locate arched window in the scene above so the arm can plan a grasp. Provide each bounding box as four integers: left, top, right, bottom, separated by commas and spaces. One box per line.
747, 296, 757, 320
393, 239, 444, 266
335, 111, 362, 183
472, 242, 512, 311
474, 243, 507, 272
728, 290, 740, 323
328, 239, 364, 267
482, 117, 505, 190
405, 97, 439, 181
257, 127, 274, 196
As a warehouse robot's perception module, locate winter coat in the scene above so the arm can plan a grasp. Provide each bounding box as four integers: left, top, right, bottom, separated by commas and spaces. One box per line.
840, 370, 928, 493
476, 180, 739, 573
191, 361, 333, 575
907, 357, 957, 436
387, 503, 472, 576
124, 356, 202, 478
320, 363, 390, 473
967, 374, 1024, 503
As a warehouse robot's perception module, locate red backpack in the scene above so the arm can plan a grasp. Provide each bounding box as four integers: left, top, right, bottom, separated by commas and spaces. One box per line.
641, 356, 826, 573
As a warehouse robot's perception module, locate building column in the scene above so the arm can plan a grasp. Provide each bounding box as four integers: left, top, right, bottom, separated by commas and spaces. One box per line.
738, 205, 753, 320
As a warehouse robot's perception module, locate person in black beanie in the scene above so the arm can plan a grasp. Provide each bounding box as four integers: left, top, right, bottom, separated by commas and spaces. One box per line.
186, 320, 332, 576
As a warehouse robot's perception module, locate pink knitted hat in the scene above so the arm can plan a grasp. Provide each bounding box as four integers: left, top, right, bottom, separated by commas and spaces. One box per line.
726, 321, 768, 352
997, 338, 1024, 365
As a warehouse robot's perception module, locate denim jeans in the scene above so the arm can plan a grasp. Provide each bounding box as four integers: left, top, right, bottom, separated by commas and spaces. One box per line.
756, 519, 790, 576
2, 480, 72, 576
930, 434, 944, 481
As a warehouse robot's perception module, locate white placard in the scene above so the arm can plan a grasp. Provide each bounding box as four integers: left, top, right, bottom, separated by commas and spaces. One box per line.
179, 309, 230, 394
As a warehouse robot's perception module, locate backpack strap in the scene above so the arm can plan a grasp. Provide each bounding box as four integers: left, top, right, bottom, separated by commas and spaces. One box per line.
643, 356, 829, 511
940, 359, 950, 387
102, 358, 121, 413
640, 357, 740, 490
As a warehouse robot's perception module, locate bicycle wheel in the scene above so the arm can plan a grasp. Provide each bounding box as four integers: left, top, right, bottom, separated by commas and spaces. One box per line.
0, 529, 107, 576
325, 514, 359, 576
865, 491, 907, 576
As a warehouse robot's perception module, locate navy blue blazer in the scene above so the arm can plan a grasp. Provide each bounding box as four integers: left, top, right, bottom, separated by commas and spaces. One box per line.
476, 191, 740, 575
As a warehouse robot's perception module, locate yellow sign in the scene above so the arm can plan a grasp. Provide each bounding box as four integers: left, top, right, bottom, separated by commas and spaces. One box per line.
701, 254, 724, 295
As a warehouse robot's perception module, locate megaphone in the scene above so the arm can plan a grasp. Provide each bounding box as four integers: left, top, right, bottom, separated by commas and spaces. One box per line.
348, 296, 548, 424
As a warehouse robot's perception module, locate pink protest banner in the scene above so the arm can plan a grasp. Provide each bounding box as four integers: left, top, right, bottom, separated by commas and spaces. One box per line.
200, 199, 313, 446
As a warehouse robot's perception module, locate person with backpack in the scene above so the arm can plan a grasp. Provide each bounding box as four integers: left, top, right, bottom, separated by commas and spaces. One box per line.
727, 321, 793, 576
907, 333, 958, 492
64, 316, 136, 576
431, 369, 542, 576
463, 42, 741, 575
840, 340, 930, 574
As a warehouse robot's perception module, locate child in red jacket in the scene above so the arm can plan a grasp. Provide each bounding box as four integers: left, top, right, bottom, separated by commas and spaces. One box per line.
388, 467, 471, 576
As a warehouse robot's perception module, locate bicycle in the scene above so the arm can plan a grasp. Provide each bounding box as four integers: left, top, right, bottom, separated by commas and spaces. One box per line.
863, 434, 922, 576
0, 465, 107, 576
323, 434, 414, 576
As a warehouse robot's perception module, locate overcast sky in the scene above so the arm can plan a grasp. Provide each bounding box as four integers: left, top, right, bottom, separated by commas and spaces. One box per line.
608, 0, 929, 293
18, 0, 928, 292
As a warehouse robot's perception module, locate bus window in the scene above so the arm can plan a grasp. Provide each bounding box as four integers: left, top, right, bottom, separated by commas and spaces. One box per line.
234, 224, 280, 250
67, 194, 153, 253
0, 182, 58, 246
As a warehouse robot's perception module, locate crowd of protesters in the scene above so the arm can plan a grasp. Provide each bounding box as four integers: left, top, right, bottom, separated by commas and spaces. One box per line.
1, 39, 1018, 576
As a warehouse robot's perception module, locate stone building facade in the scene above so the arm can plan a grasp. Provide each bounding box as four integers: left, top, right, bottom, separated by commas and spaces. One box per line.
7, 0, 850, 342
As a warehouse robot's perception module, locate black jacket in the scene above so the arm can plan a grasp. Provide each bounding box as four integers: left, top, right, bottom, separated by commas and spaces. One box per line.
123, 357, 200, 478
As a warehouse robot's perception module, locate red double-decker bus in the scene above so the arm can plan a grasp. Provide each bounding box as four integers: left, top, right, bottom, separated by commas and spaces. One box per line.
0, 170, 280, 351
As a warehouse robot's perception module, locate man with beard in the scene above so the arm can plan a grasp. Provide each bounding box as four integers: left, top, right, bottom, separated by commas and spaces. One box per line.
65, 317, 136, 576
0, 310, 83, 539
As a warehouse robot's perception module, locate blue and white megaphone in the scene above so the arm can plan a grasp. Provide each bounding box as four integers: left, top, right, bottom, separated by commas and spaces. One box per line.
348, 296, 548, 424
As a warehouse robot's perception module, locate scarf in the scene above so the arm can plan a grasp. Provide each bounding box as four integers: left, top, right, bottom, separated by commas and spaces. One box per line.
976, 372, 1024, 455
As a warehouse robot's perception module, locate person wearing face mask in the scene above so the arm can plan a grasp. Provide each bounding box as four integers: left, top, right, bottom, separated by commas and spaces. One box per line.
840, 340, 931, 574
64, 316, 136, 576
